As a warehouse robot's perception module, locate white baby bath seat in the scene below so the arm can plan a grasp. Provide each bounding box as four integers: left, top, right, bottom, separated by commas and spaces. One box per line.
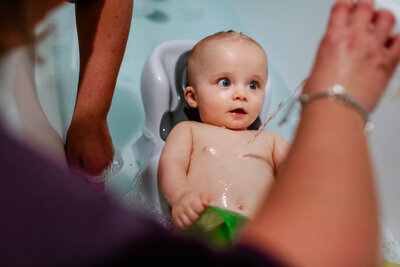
123, 39, 272, 226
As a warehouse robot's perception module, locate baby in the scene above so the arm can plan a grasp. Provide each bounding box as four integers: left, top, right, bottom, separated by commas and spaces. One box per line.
158, 31, 289, 233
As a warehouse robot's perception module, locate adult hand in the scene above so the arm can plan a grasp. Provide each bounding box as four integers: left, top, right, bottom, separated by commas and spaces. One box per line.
305, 0, 400, 111
64, 0, 132, 178
65, 114, 114, 176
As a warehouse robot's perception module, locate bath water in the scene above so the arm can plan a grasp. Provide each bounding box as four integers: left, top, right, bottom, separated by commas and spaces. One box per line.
248, 80, 306, 144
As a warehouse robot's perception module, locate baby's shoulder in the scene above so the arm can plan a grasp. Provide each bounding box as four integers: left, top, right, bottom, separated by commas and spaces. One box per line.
259, 129, 281, 137
174, 120, 203, 129
252, 130, 288, 145
250, 129, 275, 139
165, 121, 203, 143
170, 121, 204, 135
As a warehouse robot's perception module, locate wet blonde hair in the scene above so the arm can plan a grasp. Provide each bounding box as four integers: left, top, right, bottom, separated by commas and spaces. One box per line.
187, 30, 267, 86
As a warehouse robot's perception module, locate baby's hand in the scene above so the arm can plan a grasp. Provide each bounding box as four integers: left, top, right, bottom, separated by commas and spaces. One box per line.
171, 191, 210, 230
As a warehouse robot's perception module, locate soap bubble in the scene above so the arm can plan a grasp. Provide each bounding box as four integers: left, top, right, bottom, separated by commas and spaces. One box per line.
83, 149, 124, 183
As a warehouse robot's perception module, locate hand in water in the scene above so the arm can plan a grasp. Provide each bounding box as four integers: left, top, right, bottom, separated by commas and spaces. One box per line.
171, 190, 211, 229
65, 114, 114, 176
306, 0, 400, 111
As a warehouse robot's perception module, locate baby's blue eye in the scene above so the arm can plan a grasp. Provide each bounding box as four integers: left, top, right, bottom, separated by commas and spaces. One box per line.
218, 78, 231, 87
248, 81, 258, 90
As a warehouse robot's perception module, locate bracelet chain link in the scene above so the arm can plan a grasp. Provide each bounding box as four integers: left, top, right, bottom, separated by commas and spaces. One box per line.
299, 85, 374, 133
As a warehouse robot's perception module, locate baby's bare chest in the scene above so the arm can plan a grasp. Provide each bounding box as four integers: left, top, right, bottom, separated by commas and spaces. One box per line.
192, 127, 273, 163
189, 126, 275, 175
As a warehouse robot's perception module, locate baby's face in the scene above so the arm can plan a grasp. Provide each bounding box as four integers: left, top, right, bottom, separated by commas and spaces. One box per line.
188, 39, 268, 130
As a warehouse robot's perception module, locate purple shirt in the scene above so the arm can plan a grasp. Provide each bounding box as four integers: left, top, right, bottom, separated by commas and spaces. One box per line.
0, 125, 283, 266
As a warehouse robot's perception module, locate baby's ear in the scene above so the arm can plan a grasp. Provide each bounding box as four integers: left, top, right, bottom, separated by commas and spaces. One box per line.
184, 86, 198, 108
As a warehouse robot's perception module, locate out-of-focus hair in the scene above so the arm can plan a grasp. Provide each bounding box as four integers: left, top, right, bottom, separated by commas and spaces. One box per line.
0, 0, 33, 54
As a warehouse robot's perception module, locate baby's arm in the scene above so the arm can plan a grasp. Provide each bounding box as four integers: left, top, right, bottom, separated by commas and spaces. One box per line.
271, 133, 290, 177
158, 122, 210, 229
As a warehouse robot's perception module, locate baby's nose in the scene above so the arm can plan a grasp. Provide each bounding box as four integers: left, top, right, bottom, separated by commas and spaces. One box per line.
233, 87, 247, 101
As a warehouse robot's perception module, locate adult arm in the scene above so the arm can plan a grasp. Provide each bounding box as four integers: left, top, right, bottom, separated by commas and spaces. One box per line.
240, 0, 400, 266
65, 0, 133, 176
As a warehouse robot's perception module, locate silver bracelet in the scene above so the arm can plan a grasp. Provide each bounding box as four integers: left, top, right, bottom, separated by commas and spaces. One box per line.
299, 85, 374, 133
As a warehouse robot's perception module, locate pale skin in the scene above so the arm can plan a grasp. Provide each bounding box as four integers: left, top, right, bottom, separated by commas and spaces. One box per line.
158, 35, 289, 229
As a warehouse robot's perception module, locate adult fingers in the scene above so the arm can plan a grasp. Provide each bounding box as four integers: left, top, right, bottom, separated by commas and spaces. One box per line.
351, 0, 375, 30
387, 33, 400, 67
356, 0, 375, 7
373, 9, 396, 45
327, 0, 353, 32
66, 149, 83, 173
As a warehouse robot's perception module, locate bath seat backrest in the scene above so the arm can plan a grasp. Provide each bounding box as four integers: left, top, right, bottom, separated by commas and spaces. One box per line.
140, 40, 197, 147
159, 49, 201, 141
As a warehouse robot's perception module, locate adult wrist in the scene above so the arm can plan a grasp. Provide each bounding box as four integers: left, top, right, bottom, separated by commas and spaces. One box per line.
299, 85, 374, 133
72, 103, 109, 121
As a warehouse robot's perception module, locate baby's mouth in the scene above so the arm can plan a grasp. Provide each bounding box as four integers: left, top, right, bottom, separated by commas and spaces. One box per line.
230, 108, 247, 114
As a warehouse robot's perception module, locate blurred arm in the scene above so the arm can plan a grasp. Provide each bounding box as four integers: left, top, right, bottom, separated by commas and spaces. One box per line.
240, 0, 400, 266
245, 92, 378, 266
